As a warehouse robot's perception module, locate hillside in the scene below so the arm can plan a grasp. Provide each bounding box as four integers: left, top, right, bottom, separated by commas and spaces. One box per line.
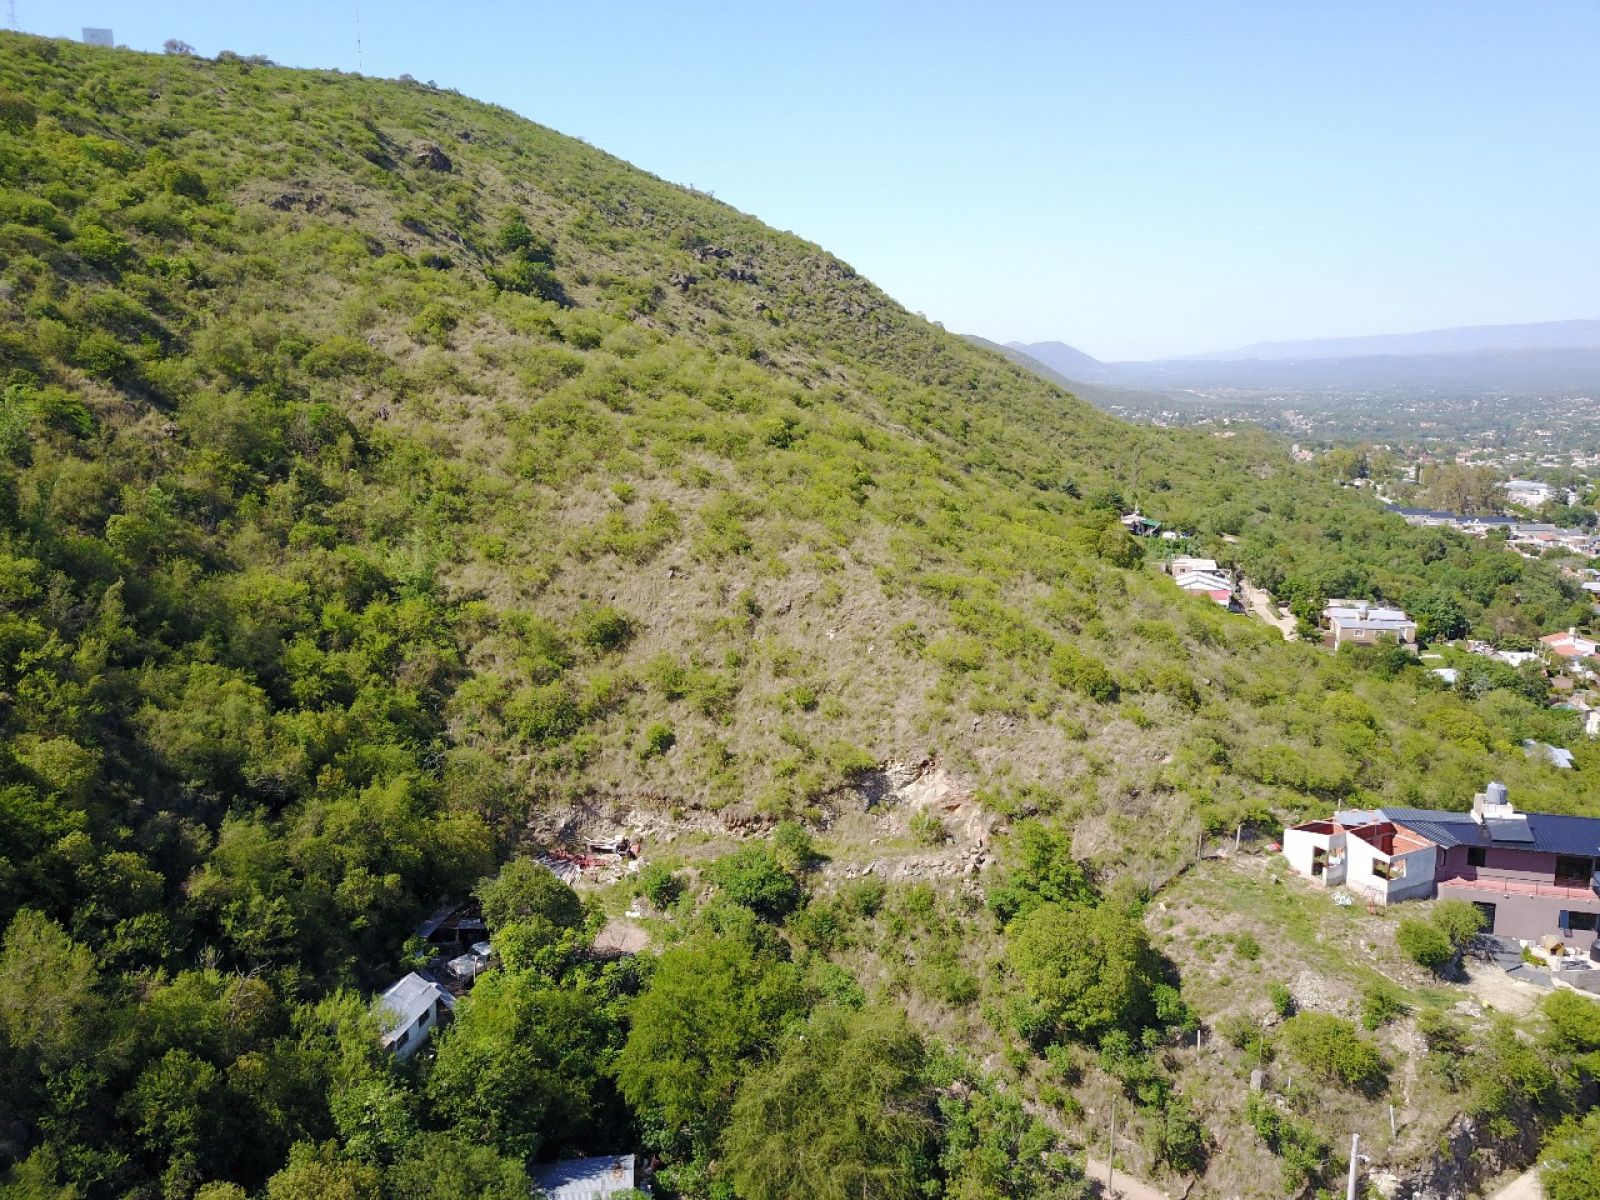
2, 33, 1598, 1200
1003, 338, 1111, 381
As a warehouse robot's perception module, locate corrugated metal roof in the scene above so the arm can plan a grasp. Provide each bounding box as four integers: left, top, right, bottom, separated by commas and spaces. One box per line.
374, 972, 452, 1039
1375, 807, 1600, 857
533, 1155, 636, 1200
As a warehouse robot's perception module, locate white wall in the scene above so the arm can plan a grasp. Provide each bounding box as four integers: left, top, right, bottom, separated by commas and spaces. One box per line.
1283, 827, 1344, 885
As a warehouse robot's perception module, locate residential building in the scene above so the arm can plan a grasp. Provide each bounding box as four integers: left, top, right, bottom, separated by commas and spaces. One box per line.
1120, 510, 1161, 536
1504, 479, 1555, 509
1523, 740, 1576, 770
532, 1155, 640, 1199
1284, 783, 1600, 950
1166, 556, 1235, 607
1173, 570, 1235, 606
1540, 629, 1599, 662
374, 972, 454, 1061
1323, 601, 1417, 651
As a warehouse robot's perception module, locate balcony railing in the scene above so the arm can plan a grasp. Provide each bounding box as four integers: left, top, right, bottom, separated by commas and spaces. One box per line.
1437, 872, 1600, 902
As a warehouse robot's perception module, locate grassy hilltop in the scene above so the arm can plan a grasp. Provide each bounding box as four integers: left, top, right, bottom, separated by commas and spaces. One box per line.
1, 32, 1598, 1200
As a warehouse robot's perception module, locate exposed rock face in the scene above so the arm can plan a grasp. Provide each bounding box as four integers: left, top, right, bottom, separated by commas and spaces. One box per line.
1379, 1112, 1541, 1200
411, 142, 452, 171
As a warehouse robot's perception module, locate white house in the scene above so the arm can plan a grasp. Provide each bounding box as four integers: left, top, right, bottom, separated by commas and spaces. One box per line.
533, 1155, 640, 1200
1323, 601, 1417, 651
374, 972, 454, 1061
1281, 816, 1439, 905
1504, 479, 1554, 509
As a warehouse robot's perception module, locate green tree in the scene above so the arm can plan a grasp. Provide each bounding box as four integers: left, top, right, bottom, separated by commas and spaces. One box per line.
616, 933, 806, 1154
265, 1142, 383, 1200
704, 845, 801, 919
0, 911, 101, 1065
1541, 1109, 1600, 1200
721, 1006, 936, 1200
1005, 903, 1158, 1041
1409, 588, 1469, 642
986, 821, 1094, 925
385, 1132, 531, 1199
426, 971, 614, 1162
475, 859, 590, 973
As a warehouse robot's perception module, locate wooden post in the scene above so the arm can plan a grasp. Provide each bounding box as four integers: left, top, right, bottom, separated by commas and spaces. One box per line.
1346, 1132, 1361, 1200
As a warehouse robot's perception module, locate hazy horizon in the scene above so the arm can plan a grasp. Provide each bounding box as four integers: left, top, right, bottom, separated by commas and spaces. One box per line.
28, 0, 1600, 360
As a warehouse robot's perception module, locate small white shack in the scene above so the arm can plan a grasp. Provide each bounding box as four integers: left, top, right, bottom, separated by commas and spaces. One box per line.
374, 972, 453, 1061
532, 1154, 640, 1199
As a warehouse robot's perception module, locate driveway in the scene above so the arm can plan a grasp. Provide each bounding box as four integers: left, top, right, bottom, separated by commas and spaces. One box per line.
1241, 579, 1297, 640
1084, 1157, 1171, 1200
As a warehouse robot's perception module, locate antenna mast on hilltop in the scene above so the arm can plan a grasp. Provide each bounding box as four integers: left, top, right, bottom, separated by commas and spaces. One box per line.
353, 1, 363, 72
7, 1, 18, 32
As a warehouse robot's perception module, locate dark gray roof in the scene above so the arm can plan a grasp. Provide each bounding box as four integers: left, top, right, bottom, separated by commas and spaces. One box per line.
1376, 807, 1600, 857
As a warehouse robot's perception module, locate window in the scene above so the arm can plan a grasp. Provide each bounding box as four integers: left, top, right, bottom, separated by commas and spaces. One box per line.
1467, 847, 1487, 868
1372, 858, 1405, 881
1565, 911, 1597, 932
1555, 855, 1594, 885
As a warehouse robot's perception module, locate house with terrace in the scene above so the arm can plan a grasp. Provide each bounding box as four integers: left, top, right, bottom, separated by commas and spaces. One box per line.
1322, 601, 1417, 652
1283, 782, 1600, 951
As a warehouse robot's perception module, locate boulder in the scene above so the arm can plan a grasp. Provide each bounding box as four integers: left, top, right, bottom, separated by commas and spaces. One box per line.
411, 143, 452, 172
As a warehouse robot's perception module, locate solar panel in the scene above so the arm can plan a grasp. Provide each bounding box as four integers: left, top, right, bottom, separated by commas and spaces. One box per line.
1485, 817, 1535, 843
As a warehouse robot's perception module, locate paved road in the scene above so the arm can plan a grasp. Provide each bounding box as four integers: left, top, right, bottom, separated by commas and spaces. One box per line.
1084, 1157, 1170, 1200
1489, 1168, 1543, 1200
1241, 579, 1297, 640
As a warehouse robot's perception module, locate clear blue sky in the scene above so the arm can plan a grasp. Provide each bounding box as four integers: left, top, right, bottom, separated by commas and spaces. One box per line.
23, 1, 1600, 360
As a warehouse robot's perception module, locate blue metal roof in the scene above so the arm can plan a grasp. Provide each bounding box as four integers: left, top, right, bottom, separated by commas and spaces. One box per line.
1374, 807, 1600, 857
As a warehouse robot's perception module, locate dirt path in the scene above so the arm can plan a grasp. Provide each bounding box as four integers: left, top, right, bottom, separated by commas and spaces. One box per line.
1241, 578, 1297, 640
1487, 1168, 1543, 1200
1084, 1157, 1172, 1200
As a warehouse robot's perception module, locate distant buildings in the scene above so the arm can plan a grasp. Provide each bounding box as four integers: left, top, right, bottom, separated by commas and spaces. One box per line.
1504, 479, 1555, 509
1387, 506, 1599, 557
1523, 740, 1576, 770
82, 27, 115, 46
1323, 601, 1417, 651
1540, 629, 1600, 662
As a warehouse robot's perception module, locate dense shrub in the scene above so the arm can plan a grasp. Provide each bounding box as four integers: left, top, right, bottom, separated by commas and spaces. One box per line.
1278, 1012, 1387, 1092
705, 845, 801, 918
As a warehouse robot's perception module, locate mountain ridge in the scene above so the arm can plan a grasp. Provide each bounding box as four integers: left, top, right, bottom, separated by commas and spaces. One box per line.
1007, 320, 1600, 393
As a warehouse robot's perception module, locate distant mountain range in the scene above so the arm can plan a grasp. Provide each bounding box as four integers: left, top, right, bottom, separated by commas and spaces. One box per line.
1004, 320, 1600, 394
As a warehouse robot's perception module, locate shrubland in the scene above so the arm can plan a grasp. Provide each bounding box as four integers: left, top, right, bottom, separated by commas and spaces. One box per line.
1, 32, 1598, 1199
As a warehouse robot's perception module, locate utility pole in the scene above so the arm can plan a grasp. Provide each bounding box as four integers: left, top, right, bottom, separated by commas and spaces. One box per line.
1345, 1133, 1361, 1200
1107, 1093, 1116, 1199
